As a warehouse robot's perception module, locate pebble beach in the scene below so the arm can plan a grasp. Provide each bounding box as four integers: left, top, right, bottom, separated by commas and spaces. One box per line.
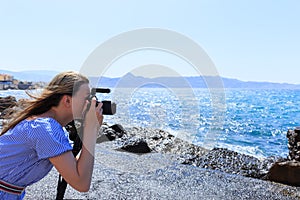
24, 125, 300, 200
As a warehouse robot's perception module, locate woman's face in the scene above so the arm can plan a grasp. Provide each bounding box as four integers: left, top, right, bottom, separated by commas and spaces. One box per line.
71, 83, 90, 119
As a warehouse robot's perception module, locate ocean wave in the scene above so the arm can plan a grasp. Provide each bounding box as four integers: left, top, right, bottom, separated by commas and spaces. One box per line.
1, 88, 298, 158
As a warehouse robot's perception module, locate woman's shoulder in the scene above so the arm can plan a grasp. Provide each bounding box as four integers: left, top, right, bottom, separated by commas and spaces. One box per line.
7, 117, 60, 133
25, 117, 61, 127
24, 117, 63, 136
25, 117, 68, 142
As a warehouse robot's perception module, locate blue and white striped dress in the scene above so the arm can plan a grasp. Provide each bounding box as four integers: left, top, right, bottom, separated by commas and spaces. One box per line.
0, 118, 73, 200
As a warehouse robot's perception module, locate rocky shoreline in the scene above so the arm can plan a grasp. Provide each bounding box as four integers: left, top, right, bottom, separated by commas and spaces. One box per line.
99, 124, 280, 180
1, 96, 300, 199
24, 123, 300, 199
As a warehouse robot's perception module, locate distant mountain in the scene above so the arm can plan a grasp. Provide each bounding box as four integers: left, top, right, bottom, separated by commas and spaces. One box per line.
95, 73, 300, 89
1, 69, 300, 89
221, 77, 300, 89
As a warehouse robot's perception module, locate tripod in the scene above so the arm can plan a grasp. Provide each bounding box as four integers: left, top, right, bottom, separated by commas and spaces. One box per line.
56, 120, 83, 200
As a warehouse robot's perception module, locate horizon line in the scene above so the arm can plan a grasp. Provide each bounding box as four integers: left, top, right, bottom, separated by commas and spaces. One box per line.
0, 68, 299, 85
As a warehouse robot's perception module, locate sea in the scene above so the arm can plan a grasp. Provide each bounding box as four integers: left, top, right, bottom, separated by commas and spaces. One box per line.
1, 88, 300, 159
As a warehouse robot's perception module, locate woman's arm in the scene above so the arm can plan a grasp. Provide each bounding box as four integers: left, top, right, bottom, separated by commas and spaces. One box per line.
49, 98, 103, 192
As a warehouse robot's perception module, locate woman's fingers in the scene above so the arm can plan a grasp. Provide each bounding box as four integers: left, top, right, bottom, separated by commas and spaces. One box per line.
95, 102, 104, 125
84, 97, 103, 127
89, 97, 97, 109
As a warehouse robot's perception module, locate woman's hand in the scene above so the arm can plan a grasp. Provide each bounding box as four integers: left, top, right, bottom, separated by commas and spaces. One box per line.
83, 97, 103, 130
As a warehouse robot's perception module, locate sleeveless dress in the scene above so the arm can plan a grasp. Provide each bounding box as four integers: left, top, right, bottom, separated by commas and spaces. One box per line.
0, 117, 72, 200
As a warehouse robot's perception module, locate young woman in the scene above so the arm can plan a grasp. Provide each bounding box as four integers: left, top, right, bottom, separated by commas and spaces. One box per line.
0, 71, 103, 199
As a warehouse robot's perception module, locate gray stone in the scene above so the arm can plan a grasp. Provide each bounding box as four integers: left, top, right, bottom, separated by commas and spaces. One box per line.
25, 143, 300, 200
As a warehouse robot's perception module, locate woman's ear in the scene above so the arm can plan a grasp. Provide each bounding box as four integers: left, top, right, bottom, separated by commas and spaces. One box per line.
62, 95, 72, 108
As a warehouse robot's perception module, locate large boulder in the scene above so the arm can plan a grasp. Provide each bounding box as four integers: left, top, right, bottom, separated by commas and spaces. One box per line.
267, 160, 300, 186
287, 128, 300, 161
0, 96, 17, 118
119, 137, 151, 154
266, 128, 300, 186
97, 123, 126, 143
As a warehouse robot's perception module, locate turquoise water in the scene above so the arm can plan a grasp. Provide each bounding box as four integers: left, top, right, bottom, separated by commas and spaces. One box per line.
104, 88, 300, 158
1, 88, 299, 158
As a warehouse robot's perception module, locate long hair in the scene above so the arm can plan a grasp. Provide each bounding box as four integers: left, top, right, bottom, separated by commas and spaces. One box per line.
0, 71, 89, 135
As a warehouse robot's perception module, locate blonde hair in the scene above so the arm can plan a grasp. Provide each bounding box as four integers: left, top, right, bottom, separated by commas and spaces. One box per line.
1, 71, 89, 135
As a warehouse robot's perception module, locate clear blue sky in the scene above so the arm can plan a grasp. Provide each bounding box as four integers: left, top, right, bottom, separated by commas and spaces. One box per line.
0, 0, 299, 83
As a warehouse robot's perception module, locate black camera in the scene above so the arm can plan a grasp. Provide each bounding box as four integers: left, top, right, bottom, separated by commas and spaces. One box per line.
90, 88, 116, 115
